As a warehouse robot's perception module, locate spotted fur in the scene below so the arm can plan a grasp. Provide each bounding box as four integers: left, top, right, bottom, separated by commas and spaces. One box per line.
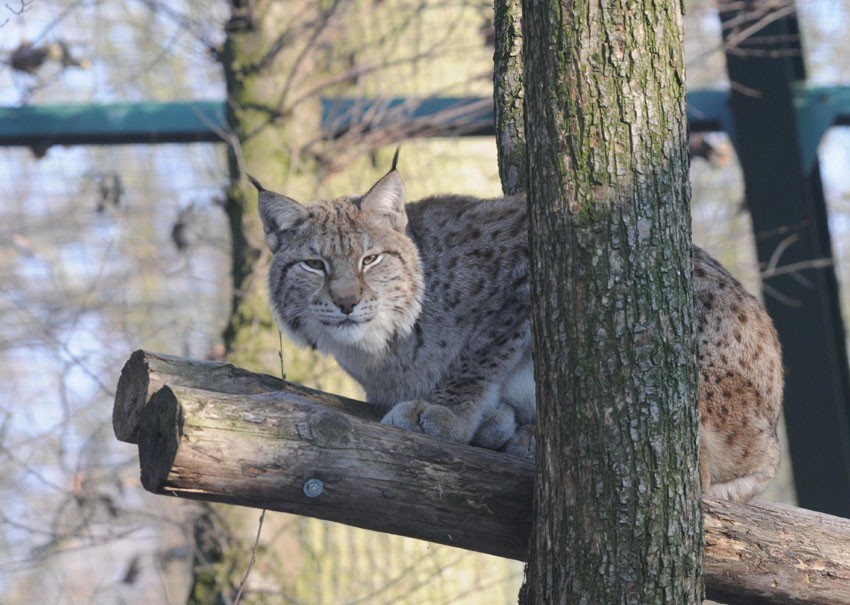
254, 169, 783, 502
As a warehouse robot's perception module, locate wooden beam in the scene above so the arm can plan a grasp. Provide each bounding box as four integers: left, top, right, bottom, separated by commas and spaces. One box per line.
138, 384, 534, 561
706, 499, 850, 605
115, 351, 850, 605
112, 349, 379, 443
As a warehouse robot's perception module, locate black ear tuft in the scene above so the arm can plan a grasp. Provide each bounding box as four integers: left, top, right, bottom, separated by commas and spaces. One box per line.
360, 170, 407, 232
255, 184, 309, 253
390, 147, 401, 172
247, 174, 266, 192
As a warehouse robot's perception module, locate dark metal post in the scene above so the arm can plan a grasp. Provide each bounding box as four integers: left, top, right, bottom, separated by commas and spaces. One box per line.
720, 3, 850, 516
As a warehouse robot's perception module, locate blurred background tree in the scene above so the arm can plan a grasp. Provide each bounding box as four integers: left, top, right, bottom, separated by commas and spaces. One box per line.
1, 0, 849, 602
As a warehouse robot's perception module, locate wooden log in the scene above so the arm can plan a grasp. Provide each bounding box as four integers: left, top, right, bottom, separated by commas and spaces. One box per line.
705, 499, 850, 605
138, 384, 534, 560
112, 349, 380, 443
116, 352, 850, 604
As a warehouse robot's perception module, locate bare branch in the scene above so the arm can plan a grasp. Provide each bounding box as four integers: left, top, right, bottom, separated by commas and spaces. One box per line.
233, 509, 265, 604
761, 257, 835, 280
1, 0, 34, 28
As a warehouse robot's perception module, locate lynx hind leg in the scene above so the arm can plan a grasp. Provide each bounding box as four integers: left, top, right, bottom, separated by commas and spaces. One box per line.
504, 424, 536, 458
694, 247, 783, 502
707, 472, 777, 502
703, 426, 780, 502
699, 373, 782, 502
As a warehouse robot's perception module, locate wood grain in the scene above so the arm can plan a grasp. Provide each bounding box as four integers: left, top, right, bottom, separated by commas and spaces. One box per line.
138, 384, 534, 560
113, 349, 380, 443
116, 351, 850, 604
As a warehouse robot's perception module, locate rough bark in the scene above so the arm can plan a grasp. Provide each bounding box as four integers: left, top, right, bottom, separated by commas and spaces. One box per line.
112, 349, 379, 444
492, 0, 526, 195
112, 354, 850, 605
518, 0, 702, 602
704, 499, 850, 605
219, 0, 323, 368
138, 384, 535, 560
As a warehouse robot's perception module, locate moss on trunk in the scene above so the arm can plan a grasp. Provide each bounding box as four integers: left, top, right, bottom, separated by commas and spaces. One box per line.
493, 0, 526, 195
194, 2, 524, 603
496, 0, 704, 601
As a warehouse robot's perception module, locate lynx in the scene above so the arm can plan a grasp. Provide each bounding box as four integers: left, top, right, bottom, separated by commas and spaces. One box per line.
252, 162, 783, 503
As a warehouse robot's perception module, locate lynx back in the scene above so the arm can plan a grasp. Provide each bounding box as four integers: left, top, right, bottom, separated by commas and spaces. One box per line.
253, 166, 783, 503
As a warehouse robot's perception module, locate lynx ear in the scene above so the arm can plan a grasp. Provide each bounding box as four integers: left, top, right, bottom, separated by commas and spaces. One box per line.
360, 170, 407, 232
249, 175, 308, 252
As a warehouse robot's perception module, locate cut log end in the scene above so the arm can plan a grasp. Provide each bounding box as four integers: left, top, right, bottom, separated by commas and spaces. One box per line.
139, 386, 182, 492
113, 350, 153, 443
112, 349, 380, 445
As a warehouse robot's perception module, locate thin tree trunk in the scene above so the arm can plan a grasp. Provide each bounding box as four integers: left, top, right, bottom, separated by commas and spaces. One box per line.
493, 0, 525, 196
193, 1, 328, 601
517, 0, 702, 602
209, 3, 522, 603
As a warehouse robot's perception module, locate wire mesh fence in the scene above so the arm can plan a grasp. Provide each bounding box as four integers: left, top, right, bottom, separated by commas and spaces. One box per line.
2, 0, 850, 602
0, 140, 230, 602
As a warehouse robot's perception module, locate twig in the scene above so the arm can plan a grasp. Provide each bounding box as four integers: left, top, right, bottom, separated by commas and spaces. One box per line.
761, 282, 802, 308
761, 257, 834, 280
722, 3, 798, 55
278, 330, 286, 381
233, 509, 266, 605
2, 0, 34, 28
765, 233, 799, 275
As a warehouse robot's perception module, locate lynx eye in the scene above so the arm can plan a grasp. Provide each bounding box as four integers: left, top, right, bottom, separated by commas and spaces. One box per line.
361, 253, 383, 270
300, 259, 326, 273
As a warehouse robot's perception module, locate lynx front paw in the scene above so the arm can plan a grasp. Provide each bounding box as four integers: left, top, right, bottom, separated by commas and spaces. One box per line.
381, 400, 474, 444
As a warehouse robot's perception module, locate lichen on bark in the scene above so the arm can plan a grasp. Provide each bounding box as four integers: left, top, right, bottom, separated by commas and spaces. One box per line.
495, 0, 704, 602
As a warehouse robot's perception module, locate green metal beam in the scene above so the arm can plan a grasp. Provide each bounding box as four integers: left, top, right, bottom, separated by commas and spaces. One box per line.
1, 91, 848, 152
795, 84, 850, 172
319, 92, 752, 138
0, 101, 225, 147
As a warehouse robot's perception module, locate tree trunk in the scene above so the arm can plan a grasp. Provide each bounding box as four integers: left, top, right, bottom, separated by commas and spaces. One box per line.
111, 352, 850, 605
201, 2, 332, 601
517, 0, 702, 602
220, 0, 320, 367
211, 3, 522, 603
493, 0, 525, 196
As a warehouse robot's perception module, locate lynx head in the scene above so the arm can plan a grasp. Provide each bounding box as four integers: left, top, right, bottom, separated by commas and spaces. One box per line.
252, 168, 424, 358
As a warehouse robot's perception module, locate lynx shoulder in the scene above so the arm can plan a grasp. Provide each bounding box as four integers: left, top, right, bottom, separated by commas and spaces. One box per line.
253, 166, 782, 502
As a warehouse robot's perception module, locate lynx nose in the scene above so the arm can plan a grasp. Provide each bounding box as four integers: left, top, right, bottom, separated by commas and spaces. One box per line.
334, 295, 360, 315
